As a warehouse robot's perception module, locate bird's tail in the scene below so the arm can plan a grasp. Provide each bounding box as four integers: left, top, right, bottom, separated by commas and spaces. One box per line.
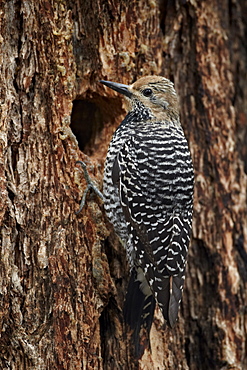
123, 269, 155, 359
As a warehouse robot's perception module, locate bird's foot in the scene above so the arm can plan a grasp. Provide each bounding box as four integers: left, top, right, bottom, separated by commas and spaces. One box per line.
75, 160, 104, 214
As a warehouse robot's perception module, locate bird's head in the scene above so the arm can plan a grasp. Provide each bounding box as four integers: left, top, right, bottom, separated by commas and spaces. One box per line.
100, 75, 179, 122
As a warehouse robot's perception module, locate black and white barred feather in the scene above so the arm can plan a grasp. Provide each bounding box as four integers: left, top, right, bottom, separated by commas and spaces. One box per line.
101, 76, 194, 357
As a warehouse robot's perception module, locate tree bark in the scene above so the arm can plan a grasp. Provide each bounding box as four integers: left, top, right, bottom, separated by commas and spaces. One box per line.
0, 0, 246, 369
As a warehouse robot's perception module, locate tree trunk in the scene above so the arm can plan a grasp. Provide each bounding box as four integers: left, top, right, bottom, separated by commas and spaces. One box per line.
0, 0, 246, 369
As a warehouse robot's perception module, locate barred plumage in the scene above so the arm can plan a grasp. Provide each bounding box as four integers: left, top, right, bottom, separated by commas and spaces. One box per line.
101, 76, 194, 357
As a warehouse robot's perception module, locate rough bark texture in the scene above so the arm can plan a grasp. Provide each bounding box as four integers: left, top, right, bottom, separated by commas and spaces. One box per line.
0, 0, 246, 369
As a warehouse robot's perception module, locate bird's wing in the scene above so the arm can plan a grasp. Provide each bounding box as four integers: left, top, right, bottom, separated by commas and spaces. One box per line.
113, 135, 192, 326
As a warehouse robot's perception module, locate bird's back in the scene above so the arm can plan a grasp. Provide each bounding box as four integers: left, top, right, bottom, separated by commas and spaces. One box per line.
103, 115, 193, 264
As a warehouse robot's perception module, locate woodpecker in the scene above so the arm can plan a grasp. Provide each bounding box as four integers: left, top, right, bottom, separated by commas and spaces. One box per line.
100, 76, 194, 357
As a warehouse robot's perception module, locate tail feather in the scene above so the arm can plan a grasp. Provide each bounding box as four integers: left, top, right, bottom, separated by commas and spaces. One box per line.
123, 269, 155, 358
157, 274, 184, 328
168, 275, 184, 327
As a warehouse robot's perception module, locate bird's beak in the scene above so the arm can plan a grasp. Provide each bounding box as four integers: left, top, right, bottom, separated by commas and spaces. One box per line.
100, 80, 132, 98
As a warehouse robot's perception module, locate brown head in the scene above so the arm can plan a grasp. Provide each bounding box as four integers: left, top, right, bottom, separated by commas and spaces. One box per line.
100, 75, 179, 122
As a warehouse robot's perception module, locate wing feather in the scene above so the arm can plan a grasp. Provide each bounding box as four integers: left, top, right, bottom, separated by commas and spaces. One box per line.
114, 129, 193, 326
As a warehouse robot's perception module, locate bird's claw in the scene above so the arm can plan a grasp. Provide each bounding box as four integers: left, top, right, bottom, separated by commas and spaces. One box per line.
75, 160, 104, 214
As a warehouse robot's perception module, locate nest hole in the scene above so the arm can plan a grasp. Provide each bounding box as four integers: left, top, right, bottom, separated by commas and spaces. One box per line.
71, 94, 124, 157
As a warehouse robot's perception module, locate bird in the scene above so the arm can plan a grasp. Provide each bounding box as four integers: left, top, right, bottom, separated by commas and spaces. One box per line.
100, 75, 194, 357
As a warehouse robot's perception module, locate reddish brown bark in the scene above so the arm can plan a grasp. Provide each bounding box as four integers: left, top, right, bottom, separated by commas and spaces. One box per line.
0, 0, 246, 369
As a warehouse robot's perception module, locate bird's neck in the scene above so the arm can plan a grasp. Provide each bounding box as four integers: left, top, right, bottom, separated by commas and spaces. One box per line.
127, 103, 180, 126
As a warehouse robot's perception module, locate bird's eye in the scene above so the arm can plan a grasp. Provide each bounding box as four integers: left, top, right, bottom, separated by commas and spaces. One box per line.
142, 88, 153, 97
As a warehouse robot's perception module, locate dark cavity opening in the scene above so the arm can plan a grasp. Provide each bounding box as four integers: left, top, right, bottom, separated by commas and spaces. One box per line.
71, 99, 104, 155
71, 94, 124, 156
